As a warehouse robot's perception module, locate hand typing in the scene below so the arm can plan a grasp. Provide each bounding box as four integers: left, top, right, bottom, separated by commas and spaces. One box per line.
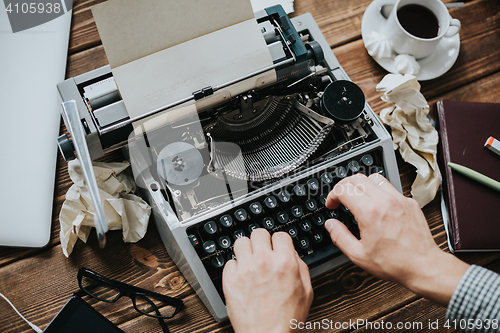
324, 173, 469, 306
223, 229, 313, 333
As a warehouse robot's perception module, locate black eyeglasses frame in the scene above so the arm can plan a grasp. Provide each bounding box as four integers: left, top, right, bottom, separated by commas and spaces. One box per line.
76, 267, 183, 320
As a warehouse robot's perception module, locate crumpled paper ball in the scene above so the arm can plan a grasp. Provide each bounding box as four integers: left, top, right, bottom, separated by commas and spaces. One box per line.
364, 31, 393, 59
59, 160, 151, 257
376, 74, 441, 207
394, 54, 420, 75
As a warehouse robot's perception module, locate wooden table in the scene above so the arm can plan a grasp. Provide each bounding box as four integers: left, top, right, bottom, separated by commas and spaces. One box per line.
1, 0, 500, 332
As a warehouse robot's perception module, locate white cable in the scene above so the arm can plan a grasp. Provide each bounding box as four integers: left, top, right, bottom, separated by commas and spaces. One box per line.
0, 292, 42, 333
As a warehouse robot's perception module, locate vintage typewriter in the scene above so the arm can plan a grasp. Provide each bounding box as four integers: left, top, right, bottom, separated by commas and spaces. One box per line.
56, 6, 402, 321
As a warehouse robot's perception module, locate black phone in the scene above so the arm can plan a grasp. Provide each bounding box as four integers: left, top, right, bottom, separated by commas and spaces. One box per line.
44, 296, 125, 333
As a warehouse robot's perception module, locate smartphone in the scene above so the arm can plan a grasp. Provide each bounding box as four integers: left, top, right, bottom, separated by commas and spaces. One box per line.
44, 296, 125, 333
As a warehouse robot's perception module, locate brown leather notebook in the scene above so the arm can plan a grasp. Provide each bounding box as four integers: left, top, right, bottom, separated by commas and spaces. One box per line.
436, 101, 500, 252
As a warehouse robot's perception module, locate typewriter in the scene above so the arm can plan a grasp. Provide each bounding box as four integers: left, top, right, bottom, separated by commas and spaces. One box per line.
56, 6, 402, 321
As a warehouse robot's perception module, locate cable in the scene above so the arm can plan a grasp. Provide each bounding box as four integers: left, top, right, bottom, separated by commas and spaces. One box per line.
0, 292, 42, 333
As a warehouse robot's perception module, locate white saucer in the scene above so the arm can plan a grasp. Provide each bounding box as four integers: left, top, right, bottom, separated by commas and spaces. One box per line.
361, 0, 460, 81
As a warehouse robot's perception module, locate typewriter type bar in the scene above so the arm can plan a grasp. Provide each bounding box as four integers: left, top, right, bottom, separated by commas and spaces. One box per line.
56, 7, 402, 322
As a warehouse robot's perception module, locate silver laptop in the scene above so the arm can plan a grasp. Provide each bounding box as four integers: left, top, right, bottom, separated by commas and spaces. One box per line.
0, 4, 71, 246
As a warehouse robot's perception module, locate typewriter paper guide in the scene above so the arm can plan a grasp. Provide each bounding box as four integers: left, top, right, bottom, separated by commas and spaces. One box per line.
92, 0, 276, 120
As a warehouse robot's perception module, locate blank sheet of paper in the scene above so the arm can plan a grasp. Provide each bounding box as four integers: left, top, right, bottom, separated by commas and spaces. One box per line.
92, 0, 256, 68
92, 0, 275, 120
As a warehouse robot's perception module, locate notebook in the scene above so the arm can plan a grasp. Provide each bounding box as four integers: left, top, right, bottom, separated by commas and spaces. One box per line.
436, 100, 500, 252
0, 5, 71, 247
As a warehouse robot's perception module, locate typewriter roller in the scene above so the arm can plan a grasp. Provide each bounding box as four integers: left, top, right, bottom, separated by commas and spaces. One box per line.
56, 7, 402, 322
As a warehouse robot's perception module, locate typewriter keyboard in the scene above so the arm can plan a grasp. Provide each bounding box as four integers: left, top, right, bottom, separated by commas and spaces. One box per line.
186, 149, 386, 301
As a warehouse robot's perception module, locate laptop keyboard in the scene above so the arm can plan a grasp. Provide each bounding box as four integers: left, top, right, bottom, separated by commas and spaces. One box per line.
186, 148, 386, 301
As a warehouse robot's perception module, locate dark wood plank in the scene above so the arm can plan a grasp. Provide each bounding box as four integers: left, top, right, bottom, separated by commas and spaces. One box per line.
430, 70, 500, 104
66, 44, 108, 78
68, 0, 107, 55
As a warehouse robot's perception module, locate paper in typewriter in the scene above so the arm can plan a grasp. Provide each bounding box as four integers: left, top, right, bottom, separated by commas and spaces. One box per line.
92, 0, 276, 120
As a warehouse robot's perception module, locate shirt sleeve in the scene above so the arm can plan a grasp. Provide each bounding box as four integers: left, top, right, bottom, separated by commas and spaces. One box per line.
446, 265, 500, 333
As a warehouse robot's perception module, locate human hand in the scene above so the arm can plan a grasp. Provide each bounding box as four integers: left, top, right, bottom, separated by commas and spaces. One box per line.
324, 173, 469, 306
222, 229, 313, 333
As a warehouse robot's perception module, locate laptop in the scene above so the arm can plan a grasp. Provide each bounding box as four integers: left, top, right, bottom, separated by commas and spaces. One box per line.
0, 4, 71, 246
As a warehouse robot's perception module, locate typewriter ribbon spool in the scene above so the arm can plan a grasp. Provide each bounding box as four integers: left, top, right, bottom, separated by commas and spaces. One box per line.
321, 80, 366, 123
156, 142, 204, 186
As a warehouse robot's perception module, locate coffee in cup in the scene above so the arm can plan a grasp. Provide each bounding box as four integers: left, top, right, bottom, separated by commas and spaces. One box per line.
397, 4, 439, 39
383, 0, 461, 59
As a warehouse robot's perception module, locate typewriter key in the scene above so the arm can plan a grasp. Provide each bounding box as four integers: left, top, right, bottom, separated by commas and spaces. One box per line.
204, 221, 218, 235
299, 220, 312, 232
248, 223, 260, 233
319, 194, 327, 205
334, 166, 347, 179
306, 178, 319, 190
347, 160, 360, 173
262, 217, 275, 230
305, 199, 317, 211
234, 209, 248, 222
263, 196, 278, 209
233, 230, 245, 240
218, 236, 231, 249
291, 205, 304, 218
361, 154, 374, 166
320, 172, 333, 184
277, 190, 291, 203
312, 213, 325, 226
325, 209, 339, 219
298, 237, 310, 250
219, 215, 233, 228
249, 202, 263, 215
276, 211, 289, 224
203, 240, 216, 254
312, 232, 323, 243
211, 255, 225, 268
293, 184, 306, 197
286, 226, 298, 238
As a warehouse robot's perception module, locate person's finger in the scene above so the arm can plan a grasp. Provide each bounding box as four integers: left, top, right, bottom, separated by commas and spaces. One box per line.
222, 258, 237, 280
250, 228, 273, 254
233, 236, 252, 261
271, 231, 294, 253
368, 173, 400, 196
325, 219, 364, 262
325, 180, 358, 209
296, 255, 313, 301
222, 259, 238, 295
326, 174, 383, 218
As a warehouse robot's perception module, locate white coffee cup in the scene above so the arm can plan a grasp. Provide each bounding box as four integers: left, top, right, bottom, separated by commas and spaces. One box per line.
383, 0, 461, 59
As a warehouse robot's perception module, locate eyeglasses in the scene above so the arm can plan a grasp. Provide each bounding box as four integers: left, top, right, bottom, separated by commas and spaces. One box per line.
76, 267, 183, 333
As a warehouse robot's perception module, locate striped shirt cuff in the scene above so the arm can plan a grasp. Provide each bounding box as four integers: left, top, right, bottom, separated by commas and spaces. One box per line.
446, 265, 500, 333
